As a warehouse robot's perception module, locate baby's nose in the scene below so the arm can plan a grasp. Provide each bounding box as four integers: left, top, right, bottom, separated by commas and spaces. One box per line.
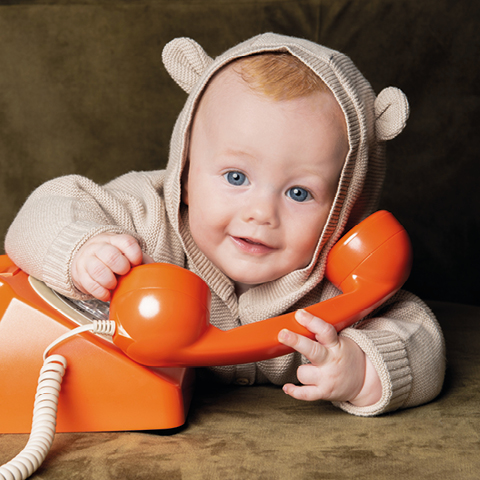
242, 192, 279, 227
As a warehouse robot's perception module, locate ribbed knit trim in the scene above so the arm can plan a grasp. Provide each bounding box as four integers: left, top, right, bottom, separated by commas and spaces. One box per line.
333, 328, 413, 416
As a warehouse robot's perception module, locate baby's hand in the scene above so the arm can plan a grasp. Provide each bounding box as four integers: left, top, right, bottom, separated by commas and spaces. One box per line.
278, 310, 382, 407
71, 233, 153, 301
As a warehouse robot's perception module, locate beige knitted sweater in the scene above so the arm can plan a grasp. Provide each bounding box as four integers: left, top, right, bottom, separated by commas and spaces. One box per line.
5, 34, 445, 416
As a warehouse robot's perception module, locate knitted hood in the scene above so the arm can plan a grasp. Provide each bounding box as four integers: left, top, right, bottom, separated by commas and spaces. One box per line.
160, 33, 409, 322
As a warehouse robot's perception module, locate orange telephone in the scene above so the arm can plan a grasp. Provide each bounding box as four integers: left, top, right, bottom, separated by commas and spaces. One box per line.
0, 210, 411, 479
0, 209, 411, 433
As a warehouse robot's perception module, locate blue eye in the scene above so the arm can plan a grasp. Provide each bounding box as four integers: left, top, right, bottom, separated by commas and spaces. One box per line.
225, 171, 249, 186
287, 187, 312, 202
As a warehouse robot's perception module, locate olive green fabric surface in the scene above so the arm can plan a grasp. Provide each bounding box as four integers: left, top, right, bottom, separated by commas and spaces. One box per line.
0, 301, 478, 479
0, 0, 479, 306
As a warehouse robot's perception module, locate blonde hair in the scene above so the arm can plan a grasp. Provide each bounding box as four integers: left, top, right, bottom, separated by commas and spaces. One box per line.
231, 52, 329, 101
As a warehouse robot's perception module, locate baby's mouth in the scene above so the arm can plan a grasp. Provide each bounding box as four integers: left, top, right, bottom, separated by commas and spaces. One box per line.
230, 236, 275, 254
242, 238, 264, 245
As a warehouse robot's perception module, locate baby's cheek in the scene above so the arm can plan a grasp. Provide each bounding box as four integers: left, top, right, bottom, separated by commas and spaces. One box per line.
293, 217, 326, 265
188, 198, 227, 248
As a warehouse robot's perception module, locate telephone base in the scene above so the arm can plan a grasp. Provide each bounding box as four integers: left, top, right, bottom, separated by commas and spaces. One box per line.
0, 255, 194, 433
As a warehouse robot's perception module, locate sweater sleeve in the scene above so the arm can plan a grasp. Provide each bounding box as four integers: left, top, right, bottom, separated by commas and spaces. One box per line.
4, 171, 169, 299
332, 290, 446, 416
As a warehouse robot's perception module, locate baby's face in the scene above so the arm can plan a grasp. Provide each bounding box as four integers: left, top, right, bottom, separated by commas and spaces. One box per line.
183, 67, 348, 295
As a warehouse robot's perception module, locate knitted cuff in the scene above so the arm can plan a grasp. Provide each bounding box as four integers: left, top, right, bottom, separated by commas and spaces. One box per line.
332, 327, 413, 416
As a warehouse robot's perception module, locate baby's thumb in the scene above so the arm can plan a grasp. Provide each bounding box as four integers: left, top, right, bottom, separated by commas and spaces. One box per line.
142, 252, 155, 264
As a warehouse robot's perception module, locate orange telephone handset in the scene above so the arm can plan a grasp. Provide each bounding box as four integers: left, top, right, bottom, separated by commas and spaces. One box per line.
110, 210, 412, 367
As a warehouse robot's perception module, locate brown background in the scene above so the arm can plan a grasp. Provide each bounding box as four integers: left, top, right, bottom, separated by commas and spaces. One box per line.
0, 0, 478, 305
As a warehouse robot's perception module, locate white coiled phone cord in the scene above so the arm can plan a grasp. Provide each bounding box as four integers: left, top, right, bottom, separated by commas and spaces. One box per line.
0, 320, 116, 480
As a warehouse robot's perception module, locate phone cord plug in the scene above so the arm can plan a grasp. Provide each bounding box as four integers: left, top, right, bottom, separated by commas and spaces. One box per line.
0, 320, 116, 480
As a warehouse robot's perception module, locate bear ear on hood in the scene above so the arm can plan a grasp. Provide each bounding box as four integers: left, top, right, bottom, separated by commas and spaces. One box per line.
162, 38, 214, 93
374, 87, 410, 141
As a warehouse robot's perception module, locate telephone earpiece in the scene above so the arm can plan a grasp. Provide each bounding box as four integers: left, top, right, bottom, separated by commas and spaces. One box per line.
110, 210, 412, 367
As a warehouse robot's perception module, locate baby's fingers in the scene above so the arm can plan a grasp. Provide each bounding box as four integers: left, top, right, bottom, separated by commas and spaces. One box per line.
282, 383, 322, 402
142, 252, 155, 264
105, 234, 143, 270
278, 329, 328, 365
73, 258, 114, 301
295, 310, 339, 349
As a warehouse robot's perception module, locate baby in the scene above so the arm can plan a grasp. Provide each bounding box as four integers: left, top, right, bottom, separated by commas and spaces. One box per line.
5, 33, 445, 416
